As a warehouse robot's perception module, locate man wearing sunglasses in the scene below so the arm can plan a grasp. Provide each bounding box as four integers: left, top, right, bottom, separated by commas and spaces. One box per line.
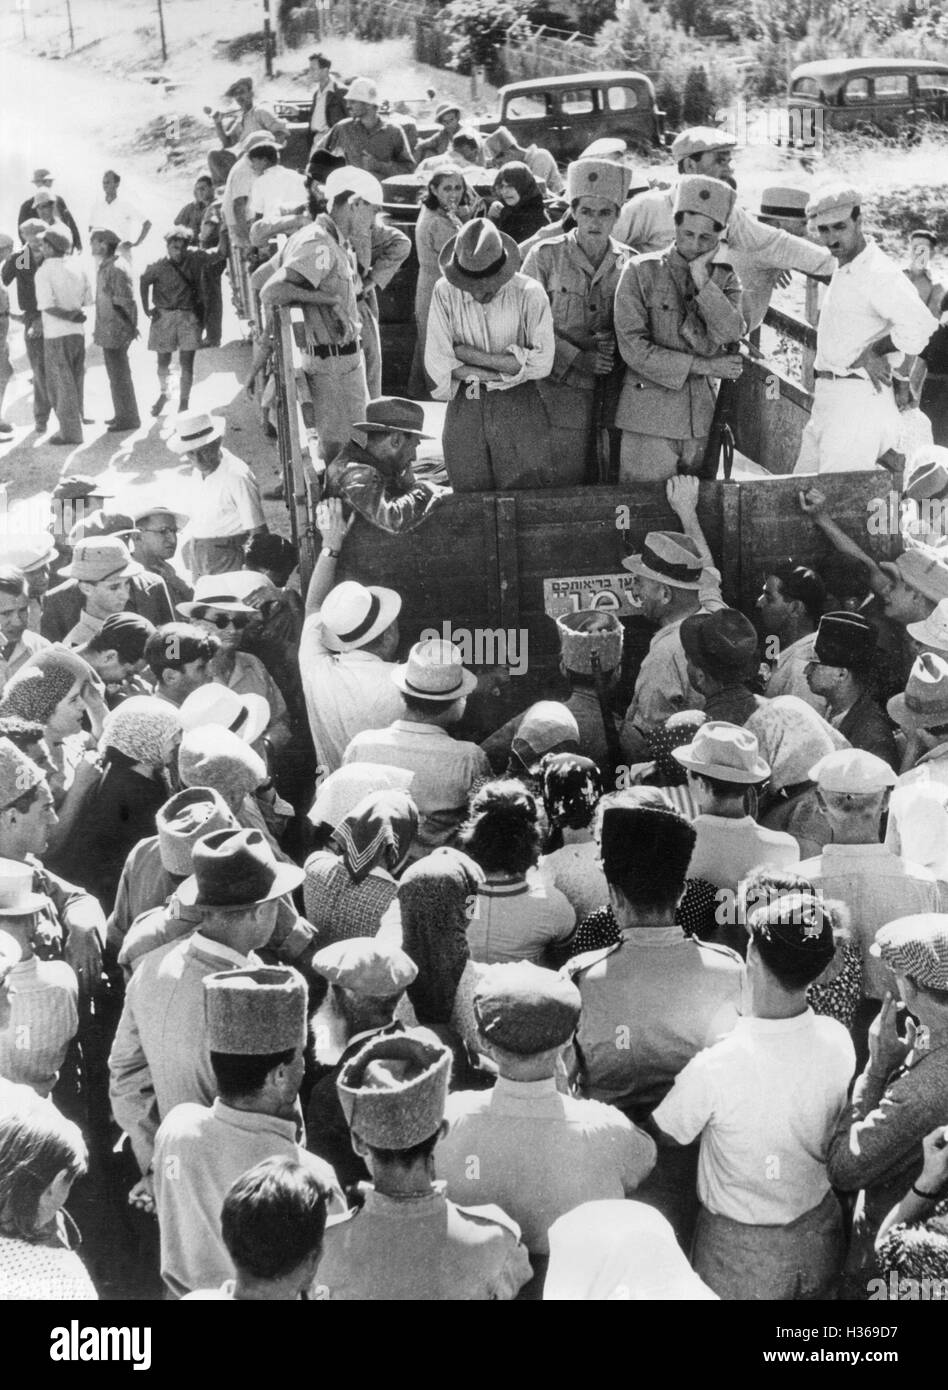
132, 504, 193, 610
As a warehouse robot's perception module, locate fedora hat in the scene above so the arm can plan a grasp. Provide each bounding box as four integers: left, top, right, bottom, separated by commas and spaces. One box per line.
439, 217, 520, 295
168, 412, 225, 455
0, 858, 48, 918
907, 597, 948, 655
177, 573, 258, 617
32, 168, 53, 184
178, 682, 271, 747
130, 501, 189, 529
59, 536, 142, 583
888, 652, 948, 732
177, 828, 304, 910
352, 397, 433, 438
672, 720, 771, 784
680, 608, 758, 683
391, 638, 477, 702
759, 185, 809, 225
317, 580, 401, 654
622, 531, 703, 590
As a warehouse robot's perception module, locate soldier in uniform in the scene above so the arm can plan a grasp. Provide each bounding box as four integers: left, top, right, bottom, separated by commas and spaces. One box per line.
614, 175, 745, 483
522, 159, 633, 483
316, 1028, 534, 1300
259, 166, 375, 467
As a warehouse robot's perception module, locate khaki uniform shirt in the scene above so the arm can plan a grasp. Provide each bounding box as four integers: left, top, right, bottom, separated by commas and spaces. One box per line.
521, 232, 629, 393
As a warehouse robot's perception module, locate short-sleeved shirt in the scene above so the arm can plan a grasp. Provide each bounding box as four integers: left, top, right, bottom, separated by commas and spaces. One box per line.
249, 165, 307, 221
34, 256, 92, 340
188, 449, 265, 539
654, 1010, 855, 1225
298, 615, 403, 774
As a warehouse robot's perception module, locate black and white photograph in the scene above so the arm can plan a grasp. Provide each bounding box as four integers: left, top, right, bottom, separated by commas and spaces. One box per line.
0, 0, 947, 1345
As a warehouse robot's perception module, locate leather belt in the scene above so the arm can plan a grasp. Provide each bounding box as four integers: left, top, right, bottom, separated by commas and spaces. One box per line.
307, 340, 359, 359
814, 370, 863, 381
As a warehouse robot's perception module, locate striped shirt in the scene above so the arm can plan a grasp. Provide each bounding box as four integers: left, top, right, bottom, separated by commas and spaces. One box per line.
425, 273, 555, 401
0, 957, 78, 1097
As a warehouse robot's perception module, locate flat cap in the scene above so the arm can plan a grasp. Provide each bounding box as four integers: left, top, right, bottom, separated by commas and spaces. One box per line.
474, 962, 580, 1055
337, 1028, 451, 1149
808, 748, 897, 793
312, 936, 417, 997
673, 175, 735, 227
205, 965, 307, 1055
806, 182, 861, 221
870, 914, 948, 991
671, 126, 736, 163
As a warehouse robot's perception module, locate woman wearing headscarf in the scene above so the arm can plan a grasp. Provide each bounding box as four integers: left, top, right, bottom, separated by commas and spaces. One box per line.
49, 696, 182, 909
536, 753, 606, 921
409, 164, 474, 397
459, 779, 575, 967
303, 790, 418, 948
745, 695, 849, 857
306, 764, 415, 851
0, 1104, 97, 1300
486, 162, 549, 244
544, 1201, 718, 1301
0, 648, 101, 823
397, 844, 484, 1052
480, 700, 581, 788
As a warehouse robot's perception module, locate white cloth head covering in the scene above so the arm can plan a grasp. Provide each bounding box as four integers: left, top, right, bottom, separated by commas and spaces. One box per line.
744, 696, 848, 792
544, 1202, 718, 1301
307, 763, 415, 828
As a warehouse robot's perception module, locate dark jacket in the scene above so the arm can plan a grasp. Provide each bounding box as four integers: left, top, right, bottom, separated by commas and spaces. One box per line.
17, 196, 82, 252
495, 192, 548, 244
41, 571, 174, 643
305, 1021, 405, 1190
309, 82, 348, 135
1, 246, 42, 323
326, 438, 443, 534
836, 691, 900, 771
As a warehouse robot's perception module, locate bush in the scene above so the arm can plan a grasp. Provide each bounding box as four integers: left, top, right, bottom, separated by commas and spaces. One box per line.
655, 73, 682, 126
865, 182, 948, 244
681, 65, 713, 123
441, 0, 522, 80
743, 38, 787, 99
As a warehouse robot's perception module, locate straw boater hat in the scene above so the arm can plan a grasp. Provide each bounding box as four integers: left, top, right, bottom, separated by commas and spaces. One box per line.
672, 721, 771, 785
337, 1028, 452, 1150
0, 858, 48, 918
622, 532, 704, 589
758, 185, 808, 229
316, 580, 401, 654
167, 411, 225, 455
391, 639, 478, 701
439, 218, 520, 296
205, 965, 307, 1054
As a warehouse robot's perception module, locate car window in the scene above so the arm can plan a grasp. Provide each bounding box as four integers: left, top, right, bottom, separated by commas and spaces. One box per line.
841, 78, 871, 104
791, 77, 823, 100
505, 92, 551, 119
873, 74, 910, 100
916, 71, 948, 95
560, 88, 596, 115
606, 85, 639, 111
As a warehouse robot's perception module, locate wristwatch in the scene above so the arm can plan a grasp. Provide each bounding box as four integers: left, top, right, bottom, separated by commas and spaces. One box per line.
320, 546, 340, 558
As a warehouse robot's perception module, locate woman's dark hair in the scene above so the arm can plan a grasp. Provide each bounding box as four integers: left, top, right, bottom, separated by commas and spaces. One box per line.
494, 160, 542, 204
0, 1108, 87, 1241
245, 532, 298, 586
459, 779, 541, 875
211, 1048, 296, 1099
422, 169, 465, 211
221, 1157, 329, 1281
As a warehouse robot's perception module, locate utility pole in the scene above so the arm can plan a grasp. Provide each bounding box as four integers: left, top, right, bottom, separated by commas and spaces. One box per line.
263, 0, 273, 76
156, 0, 168, 62
65, 0, 74, 50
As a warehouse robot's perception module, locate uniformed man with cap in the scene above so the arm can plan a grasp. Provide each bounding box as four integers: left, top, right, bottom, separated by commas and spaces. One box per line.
436, 961, 655, 1275
522, 159, 633, 482
794, 181, 938, 475
617, 476, 726, 758
517, 140, 649, 258
305, 935, 418, 1188
828, 913, 948, 1292
804, 611, 899, 768
614, 127, 834, 333
614, 175, 746, 482
153, 965, 344, 1298
316, 1027, 533, 1300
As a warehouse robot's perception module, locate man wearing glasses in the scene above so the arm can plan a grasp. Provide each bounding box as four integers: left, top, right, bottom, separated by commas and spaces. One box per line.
132, 504, 194, 608
168, 412, 268, 578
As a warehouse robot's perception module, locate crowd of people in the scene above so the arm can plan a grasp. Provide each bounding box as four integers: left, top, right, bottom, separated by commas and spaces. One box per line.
1, 55, 948, 1304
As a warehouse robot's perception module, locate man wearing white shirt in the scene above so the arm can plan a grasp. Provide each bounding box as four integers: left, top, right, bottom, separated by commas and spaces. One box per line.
88, 170, 151, 263
794, 182, 938, 475
33, 224, 92, 446
652, 891, 855, 1300
168, 412, 266, 577
425, 217, 554, 490
884, 652, 948, 879
299, 500, 404, 774
246, 145, 307, 224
